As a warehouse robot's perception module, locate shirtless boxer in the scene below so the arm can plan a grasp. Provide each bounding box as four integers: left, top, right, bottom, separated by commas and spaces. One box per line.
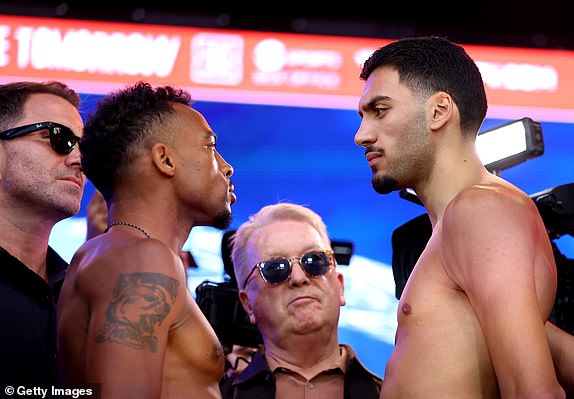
57, 82, 235, 398
355, 36, 565, 398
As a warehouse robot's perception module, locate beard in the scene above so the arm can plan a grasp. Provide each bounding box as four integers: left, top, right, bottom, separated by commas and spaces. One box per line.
211, 210, 233, 230
370, 107, 430, 196
372, 173, 398, 195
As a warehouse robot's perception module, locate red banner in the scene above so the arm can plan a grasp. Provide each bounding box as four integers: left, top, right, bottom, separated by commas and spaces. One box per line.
1, 14, 573, 121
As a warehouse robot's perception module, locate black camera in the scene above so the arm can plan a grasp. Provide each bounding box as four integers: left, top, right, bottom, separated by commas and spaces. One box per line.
195, 280, 263, 351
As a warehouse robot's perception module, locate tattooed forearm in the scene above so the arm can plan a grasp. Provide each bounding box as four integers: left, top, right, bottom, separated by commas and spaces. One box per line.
96, 272, 180, 352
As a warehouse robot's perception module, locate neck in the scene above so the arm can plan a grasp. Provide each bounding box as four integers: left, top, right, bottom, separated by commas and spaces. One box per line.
107, 199, 192, 253
106, 221, 151, 238
0, 211, 52, 281
414, 140, 488, 226
263, 329, 341, 379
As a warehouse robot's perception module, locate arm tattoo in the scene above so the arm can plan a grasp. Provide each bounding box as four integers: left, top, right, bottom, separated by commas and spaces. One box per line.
96, 272, 180, 352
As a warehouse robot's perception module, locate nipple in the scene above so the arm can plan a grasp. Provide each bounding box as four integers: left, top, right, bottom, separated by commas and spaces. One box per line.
401, 302, 412, 315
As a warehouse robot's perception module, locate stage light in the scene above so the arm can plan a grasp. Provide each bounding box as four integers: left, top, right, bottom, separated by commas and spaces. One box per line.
476, 117, 544, 173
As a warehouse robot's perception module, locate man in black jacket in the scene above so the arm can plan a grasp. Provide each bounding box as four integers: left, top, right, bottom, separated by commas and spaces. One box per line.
0, 81, 84, 388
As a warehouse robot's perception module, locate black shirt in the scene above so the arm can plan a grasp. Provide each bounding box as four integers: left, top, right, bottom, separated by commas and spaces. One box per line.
0, 246, 67, 388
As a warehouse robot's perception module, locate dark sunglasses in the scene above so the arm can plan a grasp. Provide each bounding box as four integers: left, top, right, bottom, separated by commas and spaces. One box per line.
0, 121, 80, 155
242, 249, 334, 289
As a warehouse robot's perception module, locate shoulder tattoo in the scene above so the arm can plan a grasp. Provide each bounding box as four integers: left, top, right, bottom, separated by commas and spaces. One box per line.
96, 272, 180, 352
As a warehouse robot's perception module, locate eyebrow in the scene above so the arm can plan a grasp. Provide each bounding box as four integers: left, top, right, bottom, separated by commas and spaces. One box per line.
358, 95, 391, 117
265, 247, 326, 259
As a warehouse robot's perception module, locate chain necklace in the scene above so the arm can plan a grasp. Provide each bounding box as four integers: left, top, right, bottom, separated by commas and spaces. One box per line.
105, 221, 151, 238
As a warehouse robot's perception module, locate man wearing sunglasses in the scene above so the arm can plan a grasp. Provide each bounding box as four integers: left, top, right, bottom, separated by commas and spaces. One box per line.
220, 202, 382, 398
0, 81, 84, 389
57, 81, 236, 398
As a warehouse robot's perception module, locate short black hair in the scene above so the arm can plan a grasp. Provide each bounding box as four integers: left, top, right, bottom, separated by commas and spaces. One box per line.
81, 81, 192, 200
361, 36, 487, 137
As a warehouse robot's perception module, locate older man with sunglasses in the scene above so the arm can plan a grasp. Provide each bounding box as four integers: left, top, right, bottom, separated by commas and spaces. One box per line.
220, 202, 382, 399
0, 81, 84, 389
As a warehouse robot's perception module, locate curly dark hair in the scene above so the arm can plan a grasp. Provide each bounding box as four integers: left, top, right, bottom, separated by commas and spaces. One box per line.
81, 81, 192, 200
360, 36, 487, 137
0, 81, 80, 130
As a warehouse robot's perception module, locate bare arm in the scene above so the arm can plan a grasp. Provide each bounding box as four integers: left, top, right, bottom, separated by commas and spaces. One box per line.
442, 186, 565, 399
546, 321, 574, 395
84, 241, 185, 398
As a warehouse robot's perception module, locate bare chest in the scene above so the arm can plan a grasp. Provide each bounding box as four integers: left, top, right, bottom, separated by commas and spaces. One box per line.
382, 236, 497, 398
163, 296, 225, 383
397, 234, 460, 322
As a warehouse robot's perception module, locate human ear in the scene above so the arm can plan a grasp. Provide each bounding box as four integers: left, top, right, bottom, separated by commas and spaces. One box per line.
151, 142, 176, 177
337, 272, 346, 307
238, 290, 257, 325
428, 91, 454, 131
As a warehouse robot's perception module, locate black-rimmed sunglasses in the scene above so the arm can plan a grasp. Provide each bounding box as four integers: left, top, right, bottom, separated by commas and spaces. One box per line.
242, 249, 334, 289
0, 121, 80, 155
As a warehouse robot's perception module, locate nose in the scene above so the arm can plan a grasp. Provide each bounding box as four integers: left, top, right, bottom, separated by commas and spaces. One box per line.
65, 144, 82, 168
217, 151, 234, 178
354, 120, 375, 148
288, 259, 310, 287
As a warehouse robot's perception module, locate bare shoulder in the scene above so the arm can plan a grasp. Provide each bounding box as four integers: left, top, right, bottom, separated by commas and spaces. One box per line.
446, 180, 532, 218
77, 235, 183, 280
441, 179, 548, 284
75, 236, 189, 351
68, 235, 188, 318
442, 180, 539, 238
